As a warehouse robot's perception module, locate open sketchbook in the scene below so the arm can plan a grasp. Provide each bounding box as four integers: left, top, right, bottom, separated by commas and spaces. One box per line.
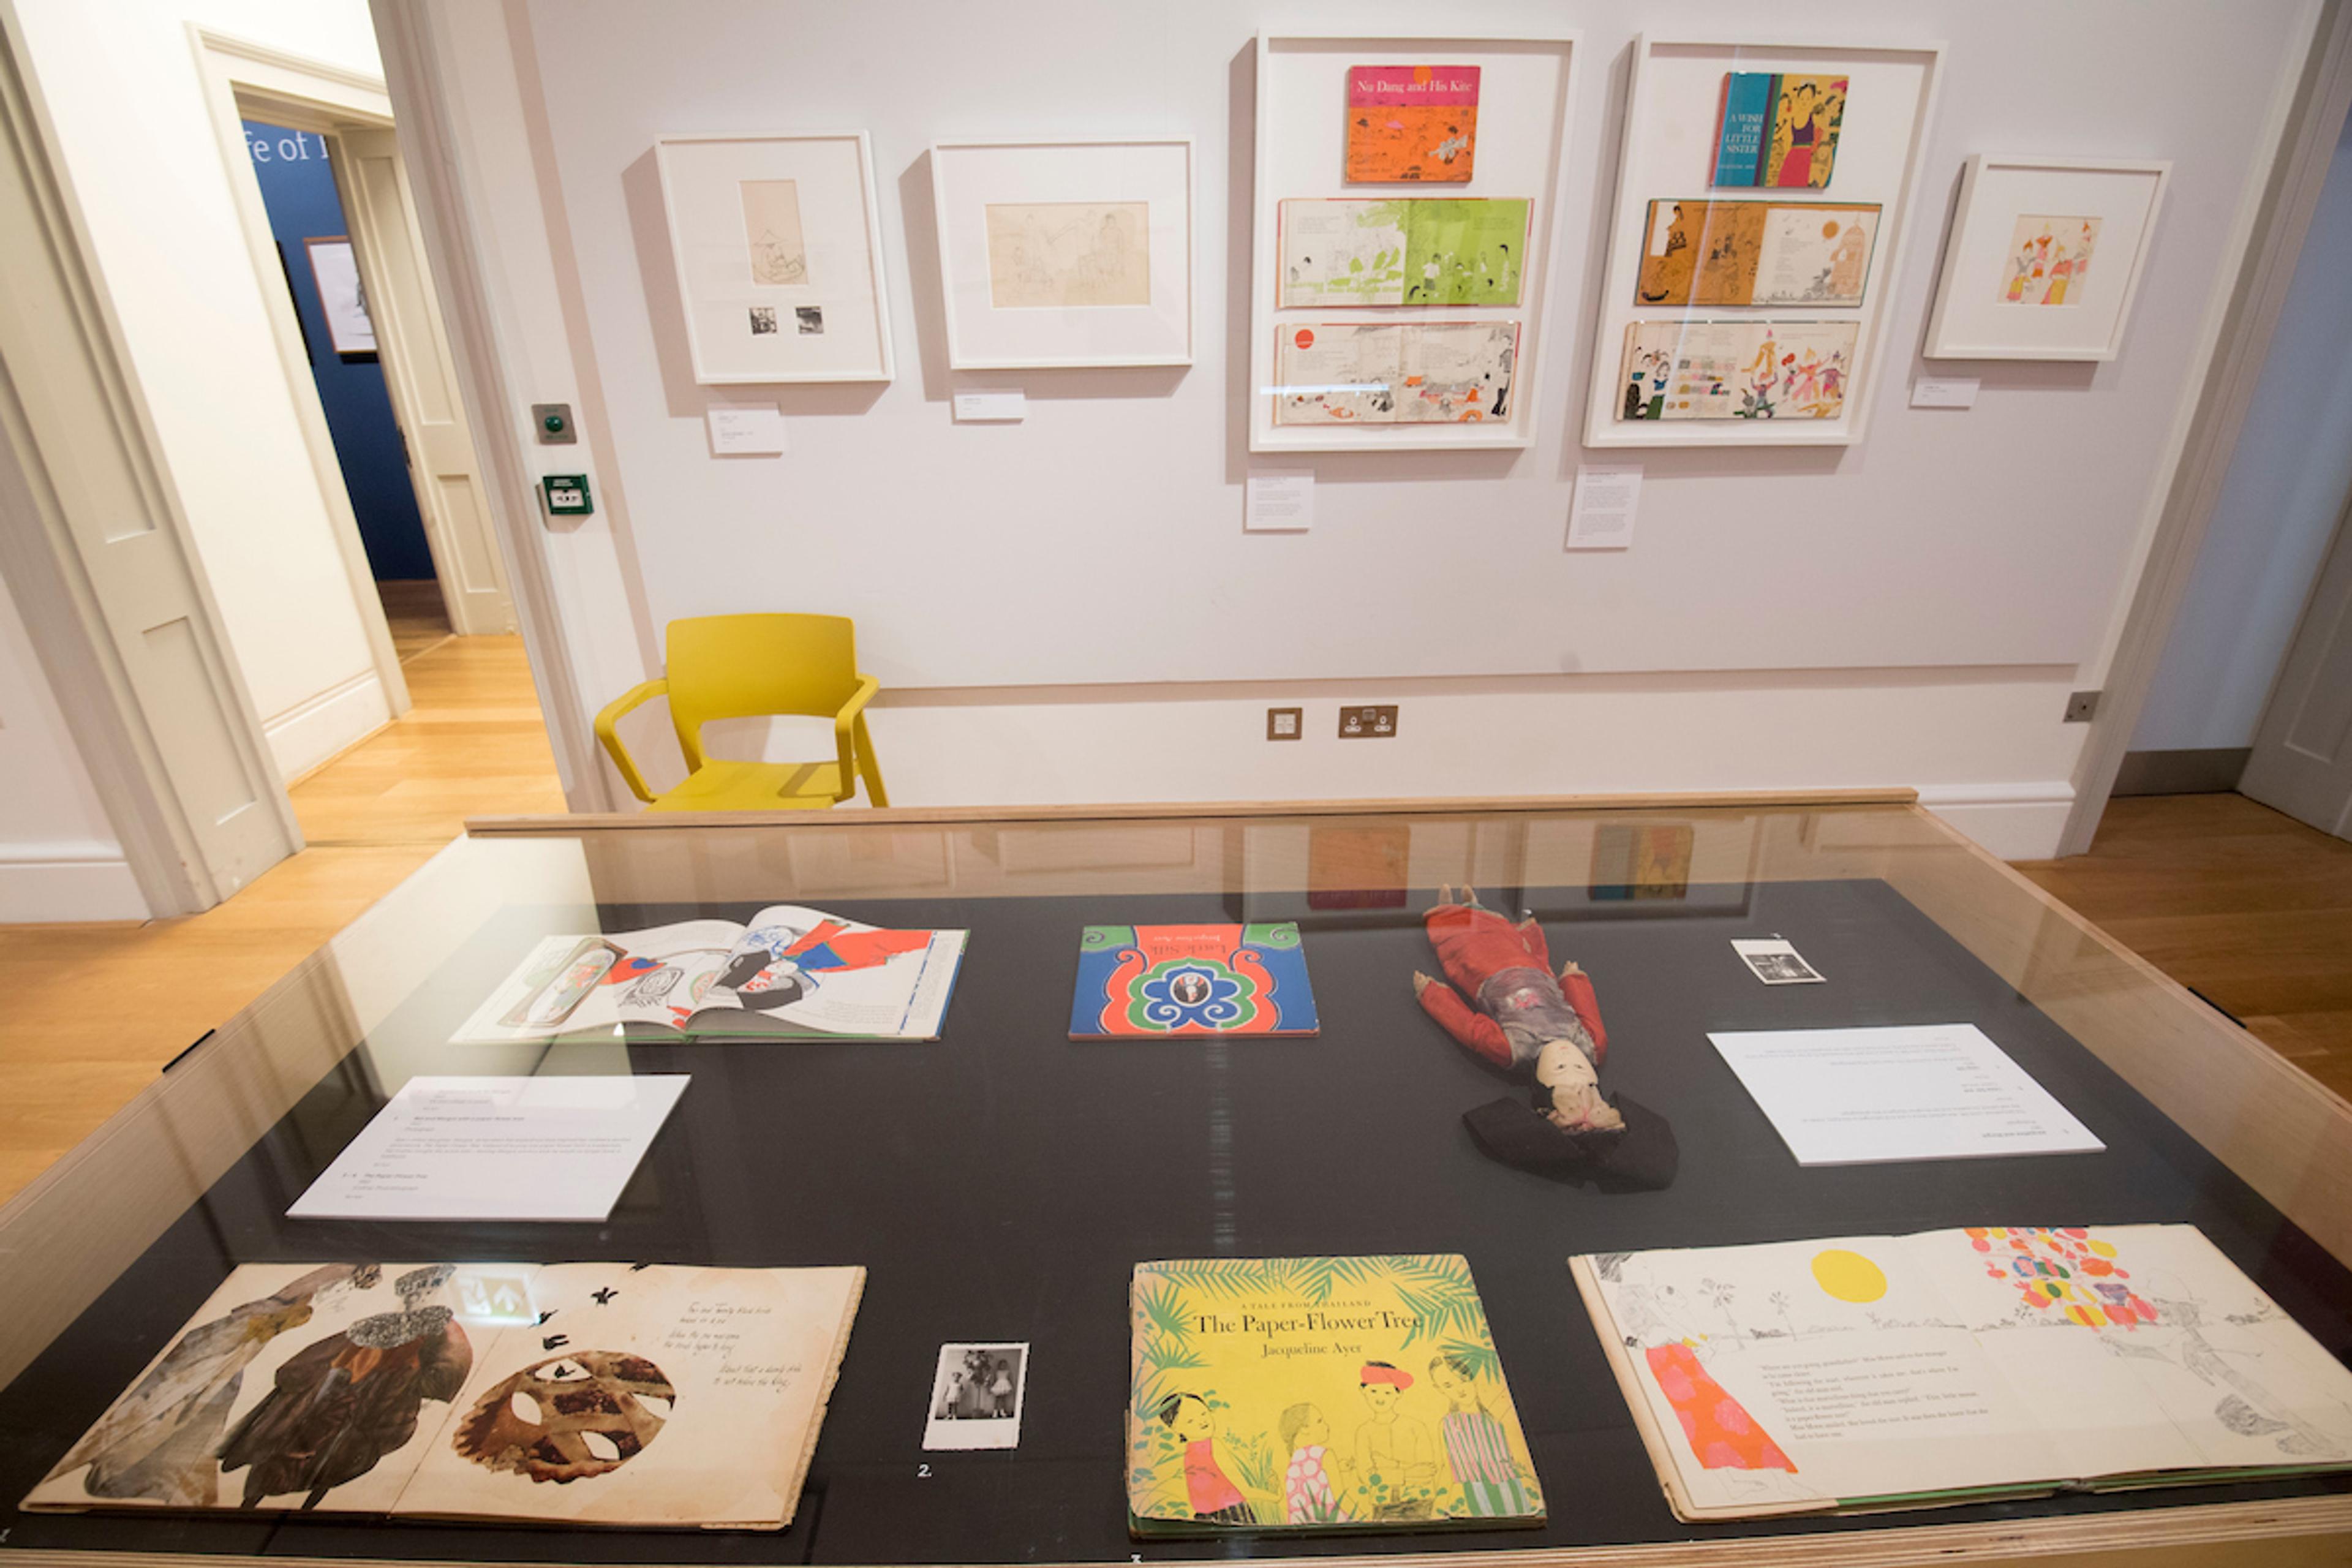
28, 1262, 864, 1529
456, 904, 966, 1042
1573, 1224, 2352, 1521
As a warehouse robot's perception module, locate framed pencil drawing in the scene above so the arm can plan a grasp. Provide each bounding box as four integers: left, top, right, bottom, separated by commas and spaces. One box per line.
1923, 155, 2170, 361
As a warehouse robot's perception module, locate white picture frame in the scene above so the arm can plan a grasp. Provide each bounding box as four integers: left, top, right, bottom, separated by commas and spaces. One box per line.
653, 131, 894, 385
1583, 35, 1946, 450
930, 137, 1193, 370
1923, 155, 2170, 361
1250, 29, 1582, 453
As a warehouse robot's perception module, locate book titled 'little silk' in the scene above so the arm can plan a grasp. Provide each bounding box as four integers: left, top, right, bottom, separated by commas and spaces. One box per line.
1070, 924, 1318, 1038
1126, 1255, 1544, 1536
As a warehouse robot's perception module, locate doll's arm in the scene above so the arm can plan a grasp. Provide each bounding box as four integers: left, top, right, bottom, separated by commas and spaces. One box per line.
1412, 972, 1513, 1069
1559, 963, 1608, 1065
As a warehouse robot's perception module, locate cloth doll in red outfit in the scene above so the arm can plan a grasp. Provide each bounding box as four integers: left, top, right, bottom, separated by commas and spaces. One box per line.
1412, 885, 1676, 1189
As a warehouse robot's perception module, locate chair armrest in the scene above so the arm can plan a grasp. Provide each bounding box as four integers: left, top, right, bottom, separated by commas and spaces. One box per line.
831, 674, 881, 799
594, 677, 670, 804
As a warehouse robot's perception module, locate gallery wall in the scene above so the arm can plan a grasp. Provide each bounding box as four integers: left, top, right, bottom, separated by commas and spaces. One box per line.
10, 0, 393, 779
451, 0, 2318, 855
2132, 99, 2352, 759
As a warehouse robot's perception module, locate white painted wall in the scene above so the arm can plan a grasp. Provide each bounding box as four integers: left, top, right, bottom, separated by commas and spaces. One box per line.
9, 0, 391, 779
423, 0, 2317, 858
0, 563, 147, 922
2132, 100, 2352, 756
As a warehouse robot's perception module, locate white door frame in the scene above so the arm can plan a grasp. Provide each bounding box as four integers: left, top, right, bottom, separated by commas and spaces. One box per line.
0, 5, 301, 916
187, 27, 417, 716
2059, 0, 2352, 856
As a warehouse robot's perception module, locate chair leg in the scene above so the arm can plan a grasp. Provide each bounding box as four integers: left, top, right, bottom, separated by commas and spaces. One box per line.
853, 712, 889, 807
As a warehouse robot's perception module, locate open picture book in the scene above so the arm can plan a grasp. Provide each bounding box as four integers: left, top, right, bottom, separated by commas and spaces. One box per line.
1125, 1254, 1542, 1536
1574, 1224, 2352, 1521
456, 904, 966, 1042
28, 1262, 864, 1530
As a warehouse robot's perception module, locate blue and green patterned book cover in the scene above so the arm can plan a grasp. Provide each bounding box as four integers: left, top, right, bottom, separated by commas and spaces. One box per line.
1070, 924, 1317, 1038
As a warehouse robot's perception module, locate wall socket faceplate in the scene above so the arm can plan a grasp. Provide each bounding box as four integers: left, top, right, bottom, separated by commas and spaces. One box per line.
1266, 707, 1302, 741
1338, 704, 1398, 739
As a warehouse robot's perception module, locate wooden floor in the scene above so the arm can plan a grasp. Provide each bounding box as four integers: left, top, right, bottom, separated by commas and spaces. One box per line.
0, 635, 564, 1204
377, 578, 452, 662
2016, 793, 2352, 1102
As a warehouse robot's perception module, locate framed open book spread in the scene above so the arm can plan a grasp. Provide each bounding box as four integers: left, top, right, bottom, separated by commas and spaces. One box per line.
27, 1263, 865, 1530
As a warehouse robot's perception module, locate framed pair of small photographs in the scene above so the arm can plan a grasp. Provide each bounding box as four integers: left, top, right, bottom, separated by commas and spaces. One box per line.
1924, 155, 2170, 361
654, 130, 895, 384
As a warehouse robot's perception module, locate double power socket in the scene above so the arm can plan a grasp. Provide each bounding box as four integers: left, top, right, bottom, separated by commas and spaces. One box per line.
1267, 705, 1398, 741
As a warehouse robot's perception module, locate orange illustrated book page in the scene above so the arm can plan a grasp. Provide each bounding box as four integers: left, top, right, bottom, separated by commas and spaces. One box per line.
1345, 65, 1479, 183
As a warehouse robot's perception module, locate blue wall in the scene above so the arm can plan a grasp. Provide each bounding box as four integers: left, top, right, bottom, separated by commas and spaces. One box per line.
243, 119, 435, 583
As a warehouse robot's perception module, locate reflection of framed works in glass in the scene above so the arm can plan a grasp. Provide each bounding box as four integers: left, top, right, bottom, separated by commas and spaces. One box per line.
303, 236, 375, 355
1924, 156, 2169, 361
654, 132, 893, 384
1583, 36, 1945, 449
930, 138, 1193, 370
1251, 29, 1581, 453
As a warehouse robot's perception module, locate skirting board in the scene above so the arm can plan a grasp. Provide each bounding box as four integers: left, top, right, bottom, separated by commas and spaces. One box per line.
1917, 782, 2076, 861
262, 669, 391, 780
0, 842, 148, 923
2113, 747, 2250, 796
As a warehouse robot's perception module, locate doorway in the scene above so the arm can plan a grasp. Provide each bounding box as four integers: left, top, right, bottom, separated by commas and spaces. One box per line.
241, 118, 452, 665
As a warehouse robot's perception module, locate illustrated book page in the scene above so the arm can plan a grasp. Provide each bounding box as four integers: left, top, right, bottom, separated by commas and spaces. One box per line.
28, 1262, 865, 1530
454, 904, 967, 1043
1278, 198, 1529, 307
1345, 65, 1479, 183
1713, 74, 1847, 190
1125, 1254, 1543, 1535
1275, 323, 1517, 427
1617, 320, 1856, 422
1635, 200, 1879, 307
1574, 1224, 2352, 1522
1071, 923, 1319, 1038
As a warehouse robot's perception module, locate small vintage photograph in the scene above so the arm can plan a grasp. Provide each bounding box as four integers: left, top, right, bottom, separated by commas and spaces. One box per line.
796, 305, 824, 335
923, 1341, 1027, 1451
748, 305, 778, 336
1732, 937, 1825, 986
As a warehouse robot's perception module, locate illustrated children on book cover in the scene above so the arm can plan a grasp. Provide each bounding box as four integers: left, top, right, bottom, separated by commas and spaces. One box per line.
1126, 1255, 1543, 1535
1345, 65, 1479, 183
1713, 74, 1847, 190
1071, 924, 1319, 1038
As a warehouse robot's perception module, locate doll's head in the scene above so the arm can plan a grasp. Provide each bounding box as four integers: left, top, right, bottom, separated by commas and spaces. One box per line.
1535, 1038, 1625, 1135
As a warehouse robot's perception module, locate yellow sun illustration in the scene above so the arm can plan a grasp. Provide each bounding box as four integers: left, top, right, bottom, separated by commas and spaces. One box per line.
1811, 1249, 1888, 1303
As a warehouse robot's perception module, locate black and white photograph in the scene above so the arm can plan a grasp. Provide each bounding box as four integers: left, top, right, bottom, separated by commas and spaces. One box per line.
1732, 937, 1825, 986
748, 305, 778, 335
922, 1341, 1027, 1451
796, 305, 825, 334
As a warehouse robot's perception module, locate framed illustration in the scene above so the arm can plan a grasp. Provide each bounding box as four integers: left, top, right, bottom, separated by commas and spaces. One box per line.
1251, 29, 1581, 453
653, 131, 894, 384
930, 137, 1193, 369
302, 237, 375, 356
1923, 156, 2169, 361
1583, 36, 1945, 448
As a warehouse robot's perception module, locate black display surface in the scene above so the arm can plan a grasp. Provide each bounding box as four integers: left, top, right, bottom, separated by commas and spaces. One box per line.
2, 877, 2348, 1563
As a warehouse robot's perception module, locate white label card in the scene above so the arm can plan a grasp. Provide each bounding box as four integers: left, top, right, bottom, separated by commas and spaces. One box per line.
1706, 1024, 2105, 1167
1566, 466, 1641, 549
1245, 472, 1314, 532
287, 1074, 690, 1221
952, 391, 1027, 422
1910, 377, 1981, 409
707, 405, 788, 454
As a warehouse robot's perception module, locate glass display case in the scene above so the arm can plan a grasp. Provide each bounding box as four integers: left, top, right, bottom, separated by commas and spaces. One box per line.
2, 797, 2348, 1566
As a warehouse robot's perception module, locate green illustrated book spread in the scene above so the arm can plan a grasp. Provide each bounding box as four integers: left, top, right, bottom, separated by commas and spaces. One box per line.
1125, 1255, 1544, 1536
1574, 1224, 2352, 1523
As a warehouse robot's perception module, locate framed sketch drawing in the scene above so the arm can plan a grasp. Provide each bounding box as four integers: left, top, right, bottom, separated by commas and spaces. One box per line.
1583, 36, 1945, 448
931, 138, 1193, 369
303, 237, 375, 355
1924, 156, 2169, 361
654, 132, 894, 384
1251, 29, 1581, 453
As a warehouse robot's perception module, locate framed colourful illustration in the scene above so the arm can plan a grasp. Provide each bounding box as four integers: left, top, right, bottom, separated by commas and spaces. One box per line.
1923, 156, 2170, 361
1583, 36, 1946, 450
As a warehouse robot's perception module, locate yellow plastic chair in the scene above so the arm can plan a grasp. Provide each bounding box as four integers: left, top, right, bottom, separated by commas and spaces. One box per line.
595, 614, 888, 811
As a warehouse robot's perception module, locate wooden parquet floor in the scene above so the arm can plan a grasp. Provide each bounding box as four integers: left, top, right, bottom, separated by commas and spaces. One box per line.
2015, 793, 2352, 1104
0, 635, 564, 1204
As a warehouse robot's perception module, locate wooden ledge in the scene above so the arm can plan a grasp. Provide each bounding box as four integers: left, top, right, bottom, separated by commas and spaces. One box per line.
466, 788, 1920, 835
